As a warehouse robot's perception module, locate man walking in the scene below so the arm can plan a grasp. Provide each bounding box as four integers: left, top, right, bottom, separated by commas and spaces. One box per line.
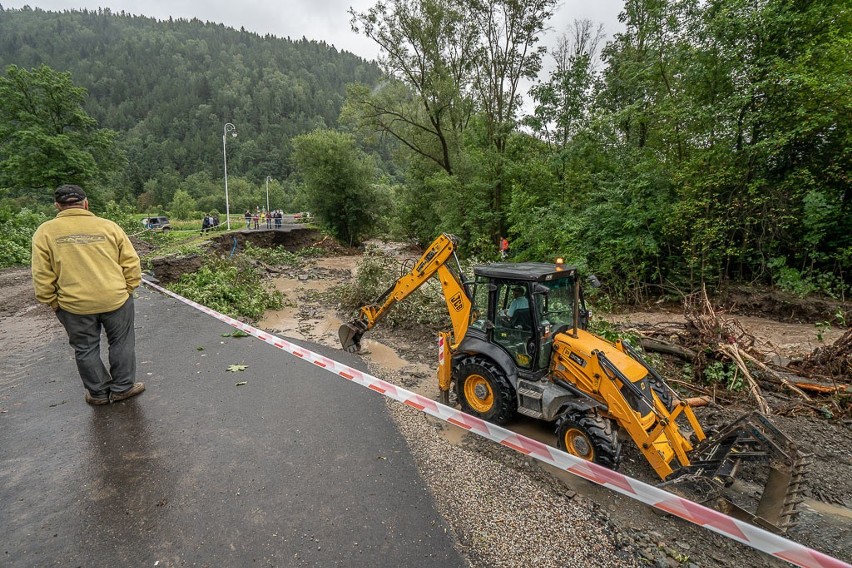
31, 185, 145, 406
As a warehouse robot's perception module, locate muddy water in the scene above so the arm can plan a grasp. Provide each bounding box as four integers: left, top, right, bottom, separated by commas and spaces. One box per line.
258, 275, 341, 344
803, 498, 852, 520
357, 339, 408, 371
258, 261, 426, 372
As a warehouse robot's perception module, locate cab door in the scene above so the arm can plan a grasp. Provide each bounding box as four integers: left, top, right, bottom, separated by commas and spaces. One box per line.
491, 281, 536, 369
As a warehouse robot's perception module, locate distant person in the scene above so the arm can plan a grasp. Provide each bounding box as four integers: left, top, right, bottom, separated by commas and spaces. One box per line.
201, 214, 210, 235
31, 185, 145, 406
244, 210, 251, 229
499, 237, 510, 260
252, 211, 259, 229
266, 210, 272, 229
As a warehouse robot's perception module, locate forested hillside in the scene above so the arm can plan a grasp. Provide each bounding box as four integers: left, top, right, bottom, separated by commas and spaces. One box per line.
0, 6, 381, 201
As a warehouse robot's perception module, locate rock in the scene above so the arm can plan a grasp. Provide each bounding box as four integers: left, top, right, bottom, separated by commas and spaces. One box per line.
764, 352, 791, 367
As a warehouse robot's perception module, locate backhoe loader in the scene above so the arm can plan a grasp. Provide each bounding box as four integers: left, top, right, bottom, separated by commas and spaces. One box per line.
339, 234, 808, 533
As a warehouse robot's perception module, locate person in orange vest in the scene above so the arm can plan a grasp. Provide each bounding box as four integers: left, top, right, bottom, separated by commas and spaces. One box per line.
499, 236, 510, 260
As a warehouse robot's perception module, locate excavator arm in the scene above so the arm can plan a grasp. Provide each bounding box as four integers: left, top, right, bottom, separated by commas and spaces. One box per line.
339, 233, 472, 354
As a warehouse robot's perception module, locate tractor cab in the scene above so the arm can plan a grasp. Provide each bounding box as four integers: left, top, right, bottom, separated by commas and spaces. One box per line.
469, 262, 590, 373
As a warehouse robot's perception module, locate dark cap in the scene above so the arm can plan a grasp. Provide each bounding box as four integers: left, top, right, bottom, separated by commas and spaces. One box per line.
54, 185, 87, 204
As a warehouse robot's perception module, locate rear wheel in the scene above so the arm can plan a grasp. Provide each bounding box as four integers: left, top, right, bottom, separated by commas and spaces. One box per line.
455, 357, 516, 425
555, 409, 622, 469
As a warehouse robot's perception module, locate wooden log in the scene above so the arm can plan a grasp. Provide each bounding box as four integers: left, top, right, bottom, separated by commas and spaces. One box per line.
737, 349, 813, 401
638, 337, 697, 361
793, 382, 850, 395
685, 396, 712, 407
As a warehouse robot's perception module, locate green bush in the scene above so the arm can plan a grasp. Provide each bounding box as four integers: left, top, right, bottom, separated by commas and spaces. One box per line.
242, 242, 301, 267
168, 256, 283, 320
330, 245, 447, 329
0, 207, 47, 267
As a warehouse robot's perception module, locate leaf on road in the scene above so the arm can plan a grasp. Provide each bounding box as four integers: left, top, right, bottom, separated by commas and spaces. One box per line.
235, 381, 248, 386
226, 364, 248, 372
222, 330, 250, 338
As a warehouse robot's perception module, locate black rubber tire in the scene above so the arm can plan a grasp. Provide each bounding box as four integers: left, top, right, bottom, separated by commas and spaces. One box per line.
454, 356, 517, 425
649, 376, 675, 411
555, 409, 622, 470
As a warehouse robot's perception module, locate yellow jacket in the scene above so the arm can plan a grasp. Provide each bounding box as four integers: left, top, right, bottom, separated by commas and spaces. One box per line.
31, 209, 141, 314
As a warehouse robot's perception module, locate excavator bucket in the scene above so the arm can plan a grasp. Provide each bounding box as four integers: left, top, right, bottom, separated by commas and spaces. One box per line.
666, 412, 809, 533
338, 322, 365, 353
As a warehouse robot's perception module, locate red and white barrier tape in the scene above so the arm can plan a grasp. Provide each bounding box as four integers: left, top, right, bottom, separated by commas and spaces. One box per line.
142, 279, 849, 568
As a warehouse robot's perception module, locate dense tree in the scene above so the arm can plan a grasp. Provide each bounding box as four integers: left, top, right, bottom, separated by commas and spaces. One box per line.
169, 189, 196, 220
0, 64, 118, 202
0, 4, 846, 298
350, 0, 555, 240
291, 130, 380, 245
539, 0, 852, 298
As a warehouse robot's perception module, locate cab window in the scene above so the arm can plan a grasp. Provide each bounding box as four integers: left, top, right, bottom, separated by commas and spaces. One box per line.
493, 281, 534, 369
468, 276, 490, 331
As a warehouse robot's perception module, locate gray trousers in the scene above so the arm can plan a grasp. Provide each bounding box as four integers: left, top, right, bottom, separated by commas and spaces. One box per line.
56, 296, 136, 398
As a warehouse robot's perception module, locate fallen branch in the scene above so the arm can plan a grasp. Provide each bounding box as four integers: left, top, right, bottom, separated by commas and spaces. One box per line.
667, 378, 713, 397
736, 350, 813, 402
719, 344, 771, 414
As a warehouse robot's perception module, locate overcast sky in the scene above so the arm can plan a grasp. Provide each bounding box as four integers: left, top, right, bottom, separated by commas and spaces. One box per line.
3, 0, 626, 67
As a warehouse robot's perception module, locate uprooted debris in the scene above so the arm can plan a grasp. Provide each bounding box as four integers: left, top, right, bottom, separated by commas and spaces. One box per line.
623, 286, 849, 417
794, 329, 852, 382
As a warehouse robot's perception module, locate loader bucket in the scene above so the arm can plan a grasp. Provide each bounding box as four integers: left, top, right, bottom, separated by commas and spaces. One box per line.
669, 412, 809, 533
338, 322, 365, 353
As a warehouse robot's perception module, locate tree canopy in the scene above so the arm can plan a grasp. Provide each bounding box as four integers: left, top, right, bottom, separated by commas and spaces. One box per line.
0, 64, 118, 203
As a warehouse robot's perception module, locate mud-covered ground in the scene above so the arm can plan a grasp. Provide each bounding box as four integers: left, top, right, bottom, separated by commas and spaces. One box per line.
2, 237, 849, 567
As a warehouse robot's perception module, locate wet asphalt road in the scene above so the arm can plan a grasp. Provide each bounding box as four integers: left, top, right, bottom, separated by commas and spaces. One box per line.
0, 286, 464, 567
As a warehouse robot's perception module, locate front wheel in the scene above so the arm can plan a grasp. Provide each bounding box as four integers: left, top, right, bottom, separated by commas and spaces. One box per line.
649, 376, 675, 411
455, 357, 516, 425
555, 409, 622, 469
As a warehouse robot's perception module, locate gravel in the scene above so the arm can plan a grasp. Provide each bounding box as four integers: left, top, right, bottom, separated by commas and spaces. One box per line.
373, 364, 642, 568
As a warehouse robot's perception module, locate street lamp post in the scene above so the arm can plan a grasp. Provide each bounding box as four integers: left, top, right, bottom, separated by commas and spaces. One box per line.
222, 122, 237, 230
265, 176, 271, 213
